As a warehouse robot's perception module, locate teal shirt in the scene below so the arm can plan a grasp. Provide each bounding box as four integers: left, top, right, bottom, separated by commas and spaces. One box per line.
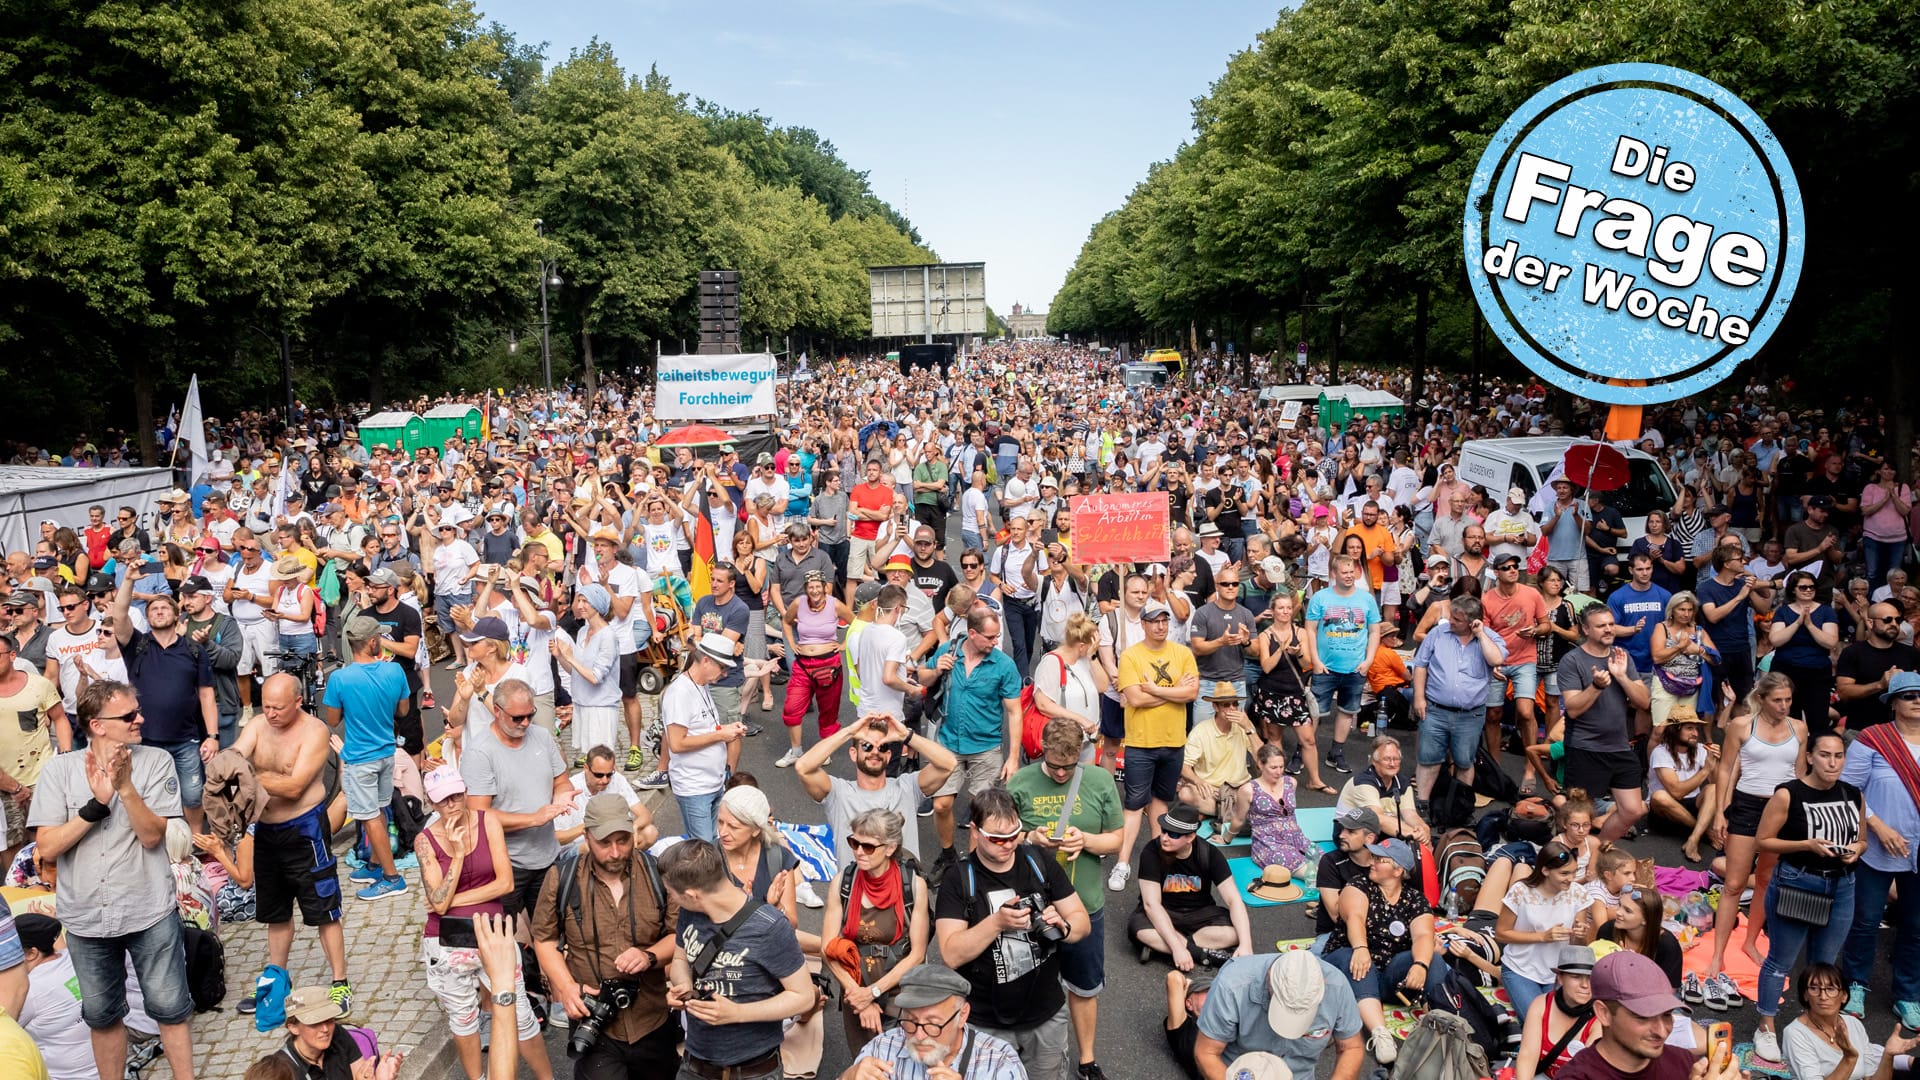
932, 638, 1022, 756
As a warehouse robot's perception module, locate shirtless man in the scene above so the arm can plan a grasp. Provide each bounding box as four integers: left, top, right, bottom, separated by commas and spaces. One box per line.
235, 673, 352, 1013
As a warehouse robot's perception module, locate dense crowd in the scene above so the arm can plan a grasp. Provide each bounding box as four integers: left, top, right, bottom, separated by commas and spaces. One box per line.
0, 342, 1917, 1080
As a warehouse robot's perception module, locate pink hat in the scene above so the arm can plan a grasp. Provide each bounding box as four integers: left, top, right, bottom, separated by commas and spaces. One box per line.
423, 765, 467, 803
1312, 505, 1332, 519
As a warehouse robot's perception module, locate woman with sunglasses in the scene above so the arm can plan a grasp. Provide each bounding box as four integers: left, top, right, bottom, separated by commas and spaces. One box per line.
1513, 946, 1604, 1080
1782, 962, 1919, 1080
1767, 571, 1840, 727
1750, 730, 1865, 1063
821, 807, 930, 1051
1496, 840, 1591, 1023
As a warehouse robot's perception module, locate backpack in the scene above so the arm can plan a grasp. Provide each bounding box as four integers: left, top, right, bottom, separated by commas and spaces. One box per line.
1436, 828, 1486, 914
835, 855, 924, 981
1019, 652, 1071, 761
1393, 1005, 1492, 1080
181, 925, 227, 1013
550, 842, 667, 936
1426, 768, 1478, 830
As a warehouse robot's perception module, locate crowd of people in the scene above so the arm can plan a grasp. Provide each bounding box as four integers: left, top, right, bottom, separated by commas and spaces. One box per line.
0, 341, 1916, 1080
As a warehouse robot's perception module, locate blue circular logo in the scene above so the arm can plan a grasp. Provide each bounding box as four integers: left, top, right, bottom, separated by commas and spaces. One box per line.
1464, 64, 1805, 405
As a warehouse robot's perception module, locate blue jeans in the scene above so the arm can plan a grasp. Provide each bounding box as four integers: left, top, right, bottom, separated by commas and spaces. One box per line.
1503, 971, 1555, 1023
676, 788, 723, 844
434, 590, 472, 632
1059, 907, 1107, 996
1844, 861, 1920, 1002
1325, 946, 1451, 1006
1419, 701, 1487, 769
67, 913, 195, 1028
1757, 863, 1855, 1017
1865, 538, 1907, 591
1311, 671, 1367, 718
151, 738, 206, 809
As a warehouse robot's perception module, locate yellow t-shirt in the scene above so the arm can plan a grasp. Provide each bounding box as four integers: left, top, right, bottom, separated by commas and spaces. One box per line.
0, 1011, 49, 1080
1117, 641, 1197, 748
1184, 719, 1252, 786
0, 672, 59, 787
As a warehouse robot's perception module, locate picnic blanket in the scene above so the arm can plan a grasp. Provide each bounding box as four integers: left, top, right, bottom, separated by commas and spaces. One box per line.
1679, 914, 1773, 1002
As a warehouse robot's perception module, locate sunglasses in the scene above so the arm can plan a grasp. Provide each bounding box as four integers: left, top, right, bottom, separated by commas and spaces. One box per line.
57, 601, 85, 612
589, 770, 613, 780
239, 545, 260, 552
855, 740, 897, 755
1895, 692, 1920, 703
973, 826, 1022, 845
503, 711, 537, 724
847, 838, 887, 854
93, 710, 140, 724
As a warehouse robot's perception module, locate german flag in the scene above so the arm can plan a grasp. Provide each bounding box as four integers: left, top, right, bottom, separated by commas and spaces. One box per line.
688, 479, 717, 601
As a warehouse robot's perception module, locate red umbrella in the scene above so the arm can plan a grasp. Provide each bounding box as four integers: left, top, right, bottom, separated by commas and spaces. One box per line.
654, 424, 735, 447
1561, 441, 1631, 492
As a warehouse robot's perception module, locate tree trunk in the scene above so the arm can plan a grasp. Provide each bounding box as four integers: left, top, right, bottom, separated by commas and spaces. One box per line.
133, 343, 157, 467
1412, 284, 1431, 404
1328, 312, 1342, 384
581, 325, 598, 401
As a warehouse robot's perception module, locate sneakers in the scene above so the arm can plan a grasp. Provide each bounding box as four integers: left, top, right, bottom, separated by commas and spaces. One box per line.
929, 850, 957, 889
775, 747, 804, 768
1844, 984, 1867, 1018
1701, 973, 1732, 1011
1681, 972, 1705, 1005
1369, 1026, 1399, 1064
1107, 862, 1132, 892
1285, 748, 1303, 775
1195, 947, 1234, 968
236, 989, 258, 1015
1326, 750, 1353, 775
1898, 1000, 1920, 1031
744, 722, 765, 737
329, 979, 353, 1017
795, 878, 824, 909
348, 864, 382, 884
356, 875, 408, 902
918, 794, 934, 818
635, 769, 669, 790
421, 690, 436, 711
1709, 972, 1745, 1007
625, 746, 645, 772
1078, 1063, 1109, 1080
1753, 1029, 1782, 1063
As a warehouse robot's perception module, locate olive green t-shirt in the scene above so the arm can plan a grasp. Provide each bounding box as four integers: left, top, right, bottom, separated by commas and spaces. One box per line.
1007, 761, 1123, 913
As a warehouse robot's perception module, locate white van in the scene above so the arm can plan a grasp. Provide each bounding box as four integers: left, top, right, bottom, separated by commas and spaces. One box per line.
1456, 437, 1676, 544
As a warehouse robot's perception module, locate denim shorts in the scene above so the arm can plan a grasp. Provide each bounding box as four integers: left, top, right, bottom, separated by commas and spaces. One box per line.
1123, 745, 1184, 811
1487, 662, 1540, 708
342, 756, 394, 822
1311, 671, 1367, 717
152, 739, 206, 809
1418, 701, 1486, 769
67, 913, 195, 1028
1058, 906, 1106, 996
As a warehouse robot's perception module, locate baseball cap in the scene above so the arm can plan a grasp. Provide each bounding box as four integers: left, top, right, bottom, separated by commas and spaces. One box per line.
1493, 553, 1524, 569
1224, 1052, 1292, 1080
285, 985, 348, 1025
367, 567, 402, 588
13, 913, 58, 955
854, 580, 884, 607
1425, 552, 1450, 568
1264, 951, 1326, 1039
1807, 494, 1835, 510
342, 615, 387, 648
458, 616, 510, 643
1591, 950, 1688, 1017
178, 576, 215, 596
1, 593, 37, 610
1506, 486, 1527, 503
1334, 806, 1382, 836
1141, 600, 1173, 621
755, 451, 775, 465
1365, 838, 1418, 872
582, 793, 635, 840
1258, 556, 1287, 581
423, 765, 467, 802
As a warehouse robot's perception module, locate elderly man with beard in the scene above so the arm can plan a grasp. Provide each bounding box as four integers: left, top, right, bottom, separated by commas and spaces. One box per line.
840, 965, 1027, 1080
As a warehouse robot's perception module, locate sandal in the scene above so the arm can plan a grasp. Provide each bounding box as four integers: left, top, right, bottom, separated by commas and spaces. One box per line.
1309, 783, 1339, 796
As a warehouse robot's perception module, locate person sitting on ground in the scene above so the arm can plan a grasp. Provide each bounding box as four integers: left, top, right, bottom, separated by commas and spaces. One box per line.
1321, 837, 1449, 1065
1164, 969, 1215, 1080
837, 964, 1026, 1080
1781, 962, 1919, 1080
1557, 951, 1726, 1080
1337, 734, 1428, 846
1496, 841, 1593, 1025
1192, 949, 1365, 1080
1592, 885, 1682, 989
1177, 682, 1256, 842
1480, 789, 1604, 904
1515, 945, 1604, 1080
1238, 743, 1314, 872
1131, 802, 1254, 970
279, 985, 403, 1080
1646, 711, 1718, 864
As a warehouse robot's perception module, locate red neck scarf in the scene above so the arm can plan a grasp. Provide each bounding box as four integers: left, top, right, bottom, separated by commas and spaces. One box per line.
842, 860, 907, 945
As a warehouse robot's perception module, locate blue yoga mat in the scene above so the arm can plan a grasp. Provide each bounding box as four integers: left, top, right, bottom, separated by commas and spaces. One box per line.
1230, 856, 1320, 908
1295, 805, 1341, 847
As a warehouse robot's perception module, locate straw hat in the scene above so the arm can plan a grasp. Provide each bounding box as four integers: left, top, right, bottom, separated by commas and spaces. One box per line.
1247, 864, 1305, 903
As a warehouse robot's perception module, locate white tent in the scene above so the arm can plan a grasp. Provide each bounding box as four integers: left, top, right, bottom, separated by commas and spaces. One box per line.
0, 466, 174, 555
1257, 384, 1324, 402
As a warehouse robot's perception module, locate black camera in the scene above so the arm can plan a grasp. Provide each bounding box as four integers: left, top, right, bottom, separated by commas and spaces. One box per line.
1019, 893, 1068, 946
566, 980, 639, 1058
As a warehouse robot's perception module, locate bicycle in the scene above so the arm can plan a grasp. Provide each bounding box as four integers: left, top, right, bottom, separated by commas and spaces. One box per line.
264, 649, 339, 713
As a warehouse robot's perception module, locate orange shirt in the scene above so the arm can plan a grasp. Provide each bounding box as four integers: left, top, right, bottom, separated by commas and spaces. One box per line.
1368, 648, 1409, 693
1481, 583, 1547, 665
1342, 522, 1395, 589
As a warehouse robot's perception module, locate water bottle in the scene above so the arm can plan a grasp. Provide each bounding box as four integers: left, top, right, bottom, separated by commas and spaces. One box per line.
1445, 890, 1459, 920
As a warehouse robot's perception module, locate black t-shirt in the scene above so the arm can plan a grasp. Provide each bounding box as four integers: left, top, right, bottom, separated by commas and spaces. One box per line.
1593, 924, 1684, 988
1313, 851, 1365, 935
368, 602, 425, 691
1834, 641, 1920, 731
1166, 1017, 1202, 1080
1775, 778, 1863, 873
1137, 836, 1230, 914
932, 845, 1077, 1030
911, 558, 959, 609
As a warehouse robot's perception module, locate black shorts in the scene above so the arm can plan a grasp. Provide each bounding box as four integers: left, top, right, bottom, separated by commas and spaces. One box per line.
1099, 696, 1126, 740
1725, 790, 1771, 837
617, 652, 640, 697
1563, 746, 1644, 797
254, 803, 342, 927
506, 862, 550, 919
1128, 902, 1231, 942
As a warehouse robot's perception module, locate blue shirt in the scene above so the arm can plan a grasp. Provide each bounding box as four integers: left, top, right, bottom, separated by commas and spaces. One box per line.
1843, 734, 1920, 874
1305, 586, 1381, 675
933, 639, 1022, 756
321, 659, 410, 765
1544, 501, 1587, 561
1607, 582, 1673, 671
123, 631, 214, 743
1197, 955, 1362, 1080
850, 1026, 1026, 1080
1412, 621, 1507, 710
1695, 576, 1752, 655
1774, 605, 1838, 668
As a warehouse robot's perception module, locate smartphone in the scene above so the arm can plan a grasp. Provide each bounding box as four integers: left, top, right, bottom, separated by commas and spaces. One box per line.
1706, 1022, 1733, 1069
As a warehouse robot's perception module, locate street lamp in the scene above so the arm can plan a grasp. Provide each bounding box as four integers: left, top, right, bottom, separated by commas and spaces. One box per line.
533, 219, 562, 417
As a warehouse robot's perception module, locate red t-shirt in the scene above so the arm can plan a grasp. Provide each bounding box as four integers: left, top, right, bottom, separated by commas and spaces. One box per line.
849, 482, 893, 541
83, 524, 113, 567
1482, 583, 1547, 665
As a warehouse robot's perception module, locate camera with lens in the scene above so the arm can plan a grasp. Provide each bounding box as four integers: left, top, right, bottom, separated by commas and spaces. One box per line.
566, 979, 640, 1058
1018, 892, 1068, 946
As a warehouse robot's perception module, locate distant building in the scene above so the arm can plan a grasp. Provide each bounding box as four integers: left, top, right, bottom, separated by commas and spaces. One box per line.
1007, 302, 1049, 339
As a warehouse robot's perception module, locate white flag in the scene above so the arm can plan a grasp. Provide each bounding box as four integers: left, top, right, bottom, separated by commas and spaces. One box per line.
178, 375, 209, 484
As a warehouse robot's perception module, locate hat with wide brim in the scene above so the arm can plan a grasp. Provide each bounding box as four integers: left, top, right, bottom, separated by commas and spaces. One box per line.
694, 631, 738, 668
1247, 863, 1304, 903
270, 556, 311, 581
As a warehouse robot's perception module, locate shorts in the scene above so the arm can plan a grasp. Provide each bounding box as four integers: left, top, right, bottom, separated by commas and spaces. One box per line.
152, 739, 206, 810
342, 756, 394, 822
618, 651, 641, 697
1127, 902, 1231, 942
1487, 663, 1540, 709
254, 802, 343, 926
1311, 671, 1366, 717
709, 684, 743, 721
1098, 696, 1126, 740
848, 536, 879, 581
1122, 744, 1184, 811
1562, 746, 1645, 798
1418, 701, 1487, 769
1724, 790, 1771, 837
1058, 906, 1106, 997
1541, 669, 1560, 697
0, 794, 24, 848
422, 934, 540, 1040
434, 590, 473, 633
67, 913, 194, 1029
934, 749, 1006, 799
237, 619, 279, 676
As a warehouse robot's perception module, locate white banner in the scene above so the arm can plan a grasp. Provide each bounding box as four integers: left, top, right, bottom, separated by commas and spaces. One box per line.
655, 353, 777, 419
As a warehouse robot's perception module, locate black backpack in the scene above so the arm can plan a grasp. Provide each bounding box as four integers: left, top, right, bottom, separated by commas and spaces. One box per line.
388, 792, 429, 854
182, 925, 227, 1012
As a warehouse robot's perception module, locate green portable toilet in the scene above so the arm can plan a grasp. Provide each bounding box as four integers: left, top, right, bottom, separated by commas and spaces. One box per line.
356, 411, 425, 456
421, 404, 484, 450
1345, 389, 1406, 426
1317, 389, 1351, 434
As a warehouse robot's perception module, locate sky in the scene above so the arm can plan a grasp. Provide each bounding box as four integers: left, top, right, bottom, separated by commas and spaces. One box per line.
470, 0, 1283, 319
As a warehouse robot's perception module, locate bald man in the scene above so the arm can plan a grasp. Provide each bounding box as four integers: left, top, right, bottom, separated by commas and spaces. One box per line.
234, 673, 352, 1012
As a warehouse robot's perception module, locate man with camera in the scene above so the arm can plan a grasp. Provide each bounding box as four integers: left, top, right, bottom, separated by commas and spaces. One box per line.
840, 964, 1027, 1080
531, 793, 679, 1079
934, 785, 1092, 1080
661, 839, 815, 1080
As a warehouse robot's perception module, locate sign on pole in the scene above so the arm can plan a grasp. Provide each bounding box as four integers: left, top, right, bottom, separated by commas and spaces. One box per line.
655, 353, 777, 419
1463, 64, 1805, 405
1071, 493, 1171, 565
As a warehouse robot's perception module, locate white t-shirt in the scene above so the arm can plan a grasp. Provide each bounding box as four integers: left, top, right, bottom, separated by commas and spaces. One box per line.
852, 621, 910, 719
231, 562, 272, 621
496, 601, 555, 696
46, 621, 114, 712
552, 770, 641, 833
1648, 743, 1708, 799
580, 559, 650, 653
431, 539, 480, 591
20, 951, 160, 1077
1097, 609, 1143, 704
1483, 508, 1538, 564
663, 674, 726, 796
960, 488, 989, 534
198, 561, 235, 616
